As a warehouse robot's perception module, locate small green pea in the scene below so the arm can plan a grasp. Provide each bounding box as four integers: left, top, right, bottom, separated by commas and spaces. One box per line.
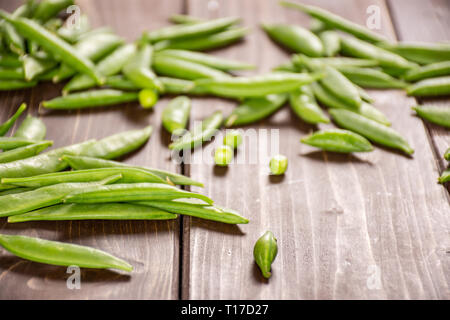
214, 145, 233, 167
223, 130, 242, 149
138, 89, 159, 108
269, 154, 288, 175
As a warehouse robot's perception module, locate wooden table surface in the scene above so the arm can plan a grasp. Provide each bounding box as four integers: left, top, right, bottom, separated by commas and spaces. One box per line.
0, 0, 449, 300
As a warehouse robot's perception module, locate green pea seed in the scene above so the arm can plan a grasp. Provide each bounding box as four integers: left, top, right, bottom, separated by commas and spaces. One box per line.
223, 130, 243, 149
412, 105, 450, 128
270, 155, 288, 175
253, 231, 278, 279
214, 145, 234, 167
301, 129, 373, 153
138, 89, 159, 108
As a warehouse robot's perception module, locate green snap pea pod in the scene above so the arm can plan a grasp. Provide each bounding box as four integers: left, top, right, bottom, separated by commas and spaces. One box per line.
338, 66, 407, 89
330, 109, 413, 155
301, 129, 373, 153
270, 155, 288, 175
445, 148, 450, 161
13, 115, 46, 141
0, 137, 42, 150
0, 21, 25, 55
0, 233, 132, 272
289, 86, 329, 124
194, 72, 323, 98
153, 54, 230, 80
412, 105, 450, 128
57, 14, 90, 43
61, 155, 204, 187
64, 182, 213, 205
32, 0, 74, 23
146, 16, 239, 42
8, 203, 177, 223
319, 30, 340, 57
253, 231, 278, 279
2, 167, 167, 188
104, 75, 140, 91
214, 145, 234, 167
154, 27, 249, 52
311, 82, 390, 126
0, 103, 26, 136
0, 141, 52, 163
340, 36, 416, 71
280, 1, 387, 44
406, 76, 450, 97
157, 49, 254, 71
293, 56, 379, 69
380, 66, 408, 78
159, 77, 208, 95
83, 125, 152, 160
0, 139, 95, 178
0, 175, 120, 217
225, 94, 288, 127
63, 43, 137, 93
0, 187, 34, 196
262, 24, 324, 57
53, 32, 124, 83
42, 89, 139, 109
380, 41, 450, 65
169, 14, 203, 24
403, 61, 450, 82
23, 55, 57, 81
0, 79, 37, 90
138, 199, 248, 224
169, 111, 223, 150
0, 53, 23, 68
0, 67, 24, 80
162, 96, 191, 134
439, 169, 450, 184
0, 11, 102, 84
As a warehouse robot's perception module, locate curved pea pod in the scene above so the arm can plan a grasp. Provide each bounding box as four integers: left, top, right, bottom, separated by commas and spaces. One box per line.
381, 41, 450, 65
62, 155, 204, 187
301, 129, 373, 153
193, 72, 323, 98
0, 140, 95, 179
23, 55, 57, 81
33, 0, 74, 23
412, 105, 450, 128
0, 11, 102, 84
13, 116, 46, 141
311, 82, 390, 126
0, 141, 53, 163
403, 61, 450, 82
42, 89, 139, 110
146, 16, 239, 42
2, 167, 168, 188
0, 234, 132, 272
406, 76, 450, 97
138, 199, 248, 224
338, 66, 407, 89
319, 30, 340, 57
439, 169, 450, 184
159, 77, 208, 95
57, 14, 90, 43
253, 231, 278, 279
0, 103, 26, 136
289, 86, 329, 124
330, 109, 414, 155
280, 1, 387, 43
262, 24, 324, 57
225, 94, 287, 127
154, 27, 249, 52
162, 96, 191, 134
157, 49, 254, 71
0, 137, 43, 150
8, 203, 177, 223
0, 66, 24, 80
64, 183, 213, 205
153, 53, 230, 80
0, 79, 37, 90
83, 125, 152, 160
0, 175, 121, 217
445, 148, 450, 161
169, 111, 223, 150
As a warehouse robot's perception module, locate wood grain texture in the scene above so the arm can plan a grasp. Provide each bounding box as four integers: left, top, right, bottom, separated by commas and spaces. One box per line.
0, 0, 183, 299
184, 0, 450, 299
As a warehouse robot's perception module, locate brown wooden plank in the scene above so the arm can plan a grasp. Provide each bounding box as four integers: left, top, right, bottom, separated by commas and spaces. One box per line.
0, 0, 183, 299
184, 0, 449, 299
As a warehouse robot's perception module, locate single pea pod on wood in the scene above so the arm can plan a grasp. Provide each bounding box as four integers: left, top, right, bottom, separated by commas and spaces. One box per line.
403, 61, 450, 82
193, 72, 323, 99
406, 76, 450, 97
169, 111, 223, 150
380, 41, 450, 65
0, 233, 132, 271
0, 140, 53, 163
42, 89, 139, 110
319, 30, 340, 57
412, 105, 450, 128
138, 199, 249, 224
225, 93, 288, 127
8, 203, 177, 223
63, 183, 214, 205
262, 24, 324, 57
61, 155, 204, 187
338, 66, 407, 89
0, 103, 26, 136
253, 231, 278, 279
162, 96, 191, 134
289, 86, 329, 124
439, 169, 450, 184
330, 109, 414, 155
445, 148, 450, 161
301, 129, 373, 153
0, 175, 121, 217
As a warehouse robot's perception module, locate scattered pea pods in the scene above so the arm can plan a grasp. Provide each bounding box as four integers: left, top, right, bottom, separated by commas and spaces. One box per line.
162, 96, 191, 134
0, 103, 26, 136
403, 61, 450, 82
330, 109, 414, 155
13, 115, 46, 141
412, 105, 450, 128
406, 76, 450, 97
289, 86, 329, 124
0, 233, 132, 271
301, 129, 373, 153
253, 231, 278, 279
0, 140, 53, 163
338, 66, 407, 89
